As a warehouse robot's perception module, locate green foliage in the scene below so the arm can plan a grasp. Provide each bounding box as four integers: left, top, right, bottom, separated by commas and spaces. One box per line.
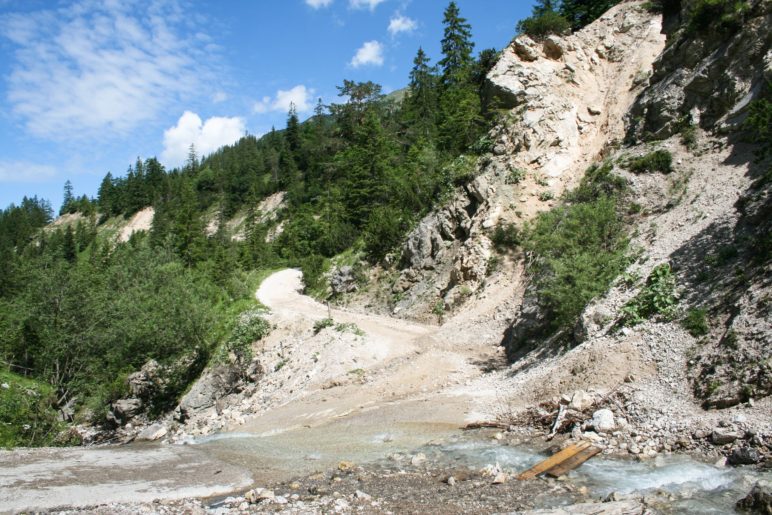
743, 87, 772, 162
363, 206, 410, 263
682, 308, 709, 337
538, 191, 555, 201
621, 264, 678, 326
313, 317, 334, 334
568, 162, 627, 203
0, 369, 63, 448
335, 322, 365, 336
432, 299, 446, 324
491, 223, 521, 252
625, 150, 673, 174
559, 0, 620, 31
300, 254, 329, 295
223, 310, 271, 367
525, 196, 629, 332
506, 167, 526, 184
444, 154, 479, 185
517, 10, 571, 39
687, 0, 750, 36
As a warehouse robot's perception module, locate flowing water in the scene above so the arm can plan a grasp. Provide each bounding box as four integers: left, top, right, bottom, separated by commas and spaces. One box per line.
188, 425, 769, 513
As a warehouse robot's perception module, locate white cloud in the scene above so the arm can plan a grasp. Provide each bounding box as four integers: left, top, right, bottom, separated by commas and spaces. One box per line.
0, 0, 216, 140
0, 161, 57, 183
212, 91, 228, 103
161, 111, 245, 167
388, 14, 417, 35
349, 0, 386, 11
305, 0, 333, 8
350, 40, 384, 68
252, 85, 315, 114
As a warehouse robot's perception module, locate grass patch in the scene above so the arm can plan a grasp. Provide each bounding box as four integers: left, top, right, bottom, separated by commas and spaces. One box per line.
0, 369, 64, 448
313, 318, 334, 334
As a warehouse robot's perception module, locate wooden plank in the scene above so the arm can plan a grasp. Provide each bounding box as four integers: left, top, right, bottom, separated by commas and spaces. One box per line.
544, 445, 601, 478
516, 441, 591, 480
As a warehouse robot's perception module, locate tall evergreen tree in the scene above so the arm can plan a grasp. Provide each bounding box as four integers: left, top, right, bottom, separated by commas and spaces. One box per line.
439, 1, 474, 86
62, 225, 77, 263
60, 180, 74, 215
405, 47, 439, 140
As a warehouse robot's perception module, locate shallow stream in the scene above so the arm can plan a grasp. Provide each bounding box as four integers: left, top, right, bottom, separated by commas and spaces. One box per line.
188, 423, 769, 513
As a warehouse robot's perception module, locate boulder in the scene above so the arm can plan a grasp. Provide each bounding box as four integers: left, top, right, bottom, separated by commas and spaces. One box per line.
127, 359, 164, 399
136, 423, 168, 442
736, 482, 772, 514
569, 390, 594, 411
513, 36, 540, 62
591, 409, 616, 432
728, 447, 762, 466
543, 36, 565, 60
111, 398, 142, 423
711, 428, 740, 445
330, 266, 358, 295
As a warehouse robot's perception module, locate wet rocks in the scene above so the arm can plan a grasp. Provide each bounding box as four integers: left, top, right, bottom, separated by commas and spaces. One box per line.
729, 446, 763, 466
736, 482, 772, 513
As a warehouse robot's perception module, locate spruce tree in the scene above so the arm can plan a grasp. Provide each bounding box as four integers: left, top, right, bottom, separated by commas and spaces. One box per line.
60, 180, 74, 215
405, 47, 438, 139
439, 1, 474, 86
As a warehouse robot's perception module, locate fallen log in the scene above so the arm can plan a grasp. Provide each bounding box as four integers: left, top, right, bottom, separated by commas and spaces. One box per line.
544, 445, 602, 478
463, 421, 510, 430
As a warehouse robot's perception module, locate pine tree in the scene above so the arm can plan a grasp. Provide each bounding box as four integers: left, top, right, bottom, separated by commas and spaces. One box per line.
405, 47, 439, 140
60, 180, 74, 215
285, 103, 301, 153
62, 225, 77, 263
559, 0, 619, 31
439, 1, 474, 86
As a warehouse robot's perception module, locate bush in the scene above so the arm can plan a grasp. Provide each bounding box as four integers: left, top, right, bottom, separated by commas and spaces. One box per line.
626, 150, 673, 174
517, 11, 571, 39
0, 369, 63, 448
568, 162, 628, 204
688, 0, 750, 36
682, 308, 709, 336
506, 167, 526, 185
224, 310, 271, 366
491, 223, 521, 252
621, 263, 678, 325
525, 196, 629, 332
299, 254, 328, 295
743, 91, 771, 162
363, 206, 410, 263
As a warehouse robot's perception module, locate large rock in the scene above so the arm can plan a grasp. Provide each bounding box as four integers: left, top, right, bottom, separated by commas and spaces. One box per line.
128, 359, 165, 399
109, 398, 142, 425
591, 409, 616, 432
178, 365, 241, 413
711, 428, 740, 445
330, 266, 357, 295
728, 446, 762, 466
136, 423, 168, 442
569, 390, 594, 411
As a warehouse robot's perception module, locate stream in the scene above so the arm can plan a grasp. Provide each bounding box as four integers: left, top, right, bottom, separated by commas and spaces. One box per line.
187, 424, 770, 514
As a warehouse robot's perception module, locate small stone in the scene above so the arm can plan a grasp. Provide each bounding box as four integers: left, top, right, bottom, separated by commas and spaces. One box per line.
338, 461, 356, 472
492, 472, 509, 484
587, 106, 602, 116
1, 383, 9, 389
355, 490, 372, 501
410, 453, 426, 466
447, 476, 457, 486
274, 496, 288, 504
289, 482, 301, 490
591, 409, 616, 432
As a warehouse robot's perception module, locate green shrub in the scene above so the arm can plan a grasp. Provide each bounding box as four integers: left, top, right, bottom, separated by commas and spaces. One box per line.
224, 310, 270, 366
621, 263, 678, 325
743, 91, 771, 162
506, 167, 526, 185
445, 155, 479, 186
491, 223, 520, 252
0, 369, 63, 448
313, 318, 334, 334
626, 150, 673, 174
517, 11, 571, 39
568, 162, 628, 203
682, 308, 709, 336
688, 0, 750, 36
539, 191, 555, 201
363, 206, 410, 263
299, 254, 328, 295
525, 196, 629, 332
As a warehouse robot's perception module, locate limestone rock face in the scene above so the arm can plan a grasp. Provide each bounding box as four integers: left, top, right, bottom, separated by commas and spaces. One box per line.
627, 2, 771, 139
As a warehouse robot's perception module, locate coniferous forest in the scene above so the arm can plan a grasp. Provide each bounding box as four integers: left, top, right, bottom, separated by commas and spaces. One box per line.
0, 2, 500, 447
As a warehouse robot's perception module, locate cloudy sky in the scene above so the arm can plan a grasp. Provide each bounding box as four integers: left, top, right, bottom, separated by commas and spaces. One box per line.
0, 0, 534, 211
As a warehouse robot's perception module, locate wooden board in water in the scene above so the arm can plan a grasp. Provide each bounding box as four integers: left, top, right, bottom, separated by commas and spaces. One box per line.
544, 445, 602, 478
516, 441, 591, 480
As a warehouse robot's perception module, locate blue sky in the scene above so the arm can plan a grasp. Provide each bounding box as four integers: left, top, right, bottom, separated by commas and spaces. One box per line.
0, 0, 535, 212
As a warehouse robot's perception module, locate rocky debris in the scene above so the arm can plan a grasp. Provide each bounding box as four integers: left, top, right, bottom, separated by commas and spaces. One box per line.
330, 266, 358, 295
737, 482, 772, 514
712, 428, 741, 445
523, 499, 647, 515
127, 359, 166, 399
244, 487, 275, 504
